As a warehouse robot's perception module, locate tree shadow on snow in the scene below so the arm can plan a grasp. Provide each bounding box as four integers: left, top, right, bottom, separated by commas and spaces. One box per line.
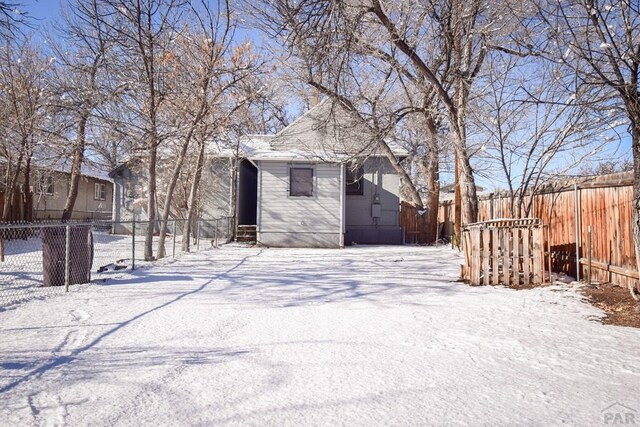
0, 251, 261, 394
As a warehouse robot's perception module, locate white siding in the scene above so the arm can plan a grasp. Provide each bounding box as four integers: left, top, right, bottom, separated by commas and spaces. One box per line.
258, 161, 342, 247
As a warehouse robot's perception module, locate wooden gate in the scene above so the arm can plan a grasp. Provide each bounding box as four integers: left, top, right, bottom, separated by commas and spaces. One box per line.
461, 219, 548, 286
400, 202, 429, 244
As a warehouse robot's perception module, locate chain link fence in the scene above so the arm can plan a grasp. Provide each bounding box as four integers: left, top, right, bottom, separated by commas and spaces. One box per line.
0, 217, 233, 309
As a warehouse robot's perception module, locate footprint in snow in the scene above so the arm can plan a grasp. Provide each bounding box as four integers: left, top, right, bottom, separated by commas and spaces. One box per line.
69, 309, 91, 323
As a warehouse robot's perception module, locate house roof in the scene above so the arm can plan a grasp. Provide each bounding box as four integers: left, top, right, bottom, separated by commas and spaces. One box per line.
237, 99, 409, 162
0, 158, 111, 182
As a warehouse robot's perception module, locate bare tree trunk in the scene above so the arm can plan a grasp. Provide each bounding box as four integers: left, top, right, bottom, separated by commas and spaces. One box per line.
453, 153, 461, 247
156, 134, 193, 259
630, 117, 640, 307
61, 113, 88, 222
144, 143, 158, 261
2, 145, 25, 221
459, 151, 478, 224
182, 138, 206, 252
23, 152, 31, 220
451, 110, 478, 227
417, 116, 440, 244
377, 138, 424, 209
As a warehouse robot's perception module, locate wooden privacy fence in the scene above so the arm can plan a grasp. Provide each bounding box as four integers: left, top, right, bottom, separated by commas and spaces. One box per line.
440, 171, 637, 288
400, 202, 430, 243
0, 191, 33, 223
462, 219, 547, 286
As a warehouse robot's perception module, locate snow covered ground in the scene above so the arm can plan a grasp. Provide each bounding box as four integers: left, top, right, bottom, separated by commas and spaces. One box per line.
1, 245, 639, 426
0, 231, 196, 307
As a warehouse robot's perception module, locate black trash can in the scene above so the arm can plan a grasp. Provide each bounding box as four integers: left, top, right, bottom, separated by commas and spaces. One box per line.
42, 226, 94, 287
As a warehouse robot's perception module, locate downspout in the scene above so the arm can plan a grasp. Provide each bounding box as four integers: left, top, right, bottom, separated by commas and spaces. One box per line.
339, 163, 345, 248
256, 160, 261, 242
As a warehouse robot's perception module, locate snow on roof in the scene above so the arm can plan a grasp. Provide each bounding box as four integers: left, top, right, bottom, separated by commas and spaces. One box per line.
0, 157, 111, 181
228, 101, 409, 162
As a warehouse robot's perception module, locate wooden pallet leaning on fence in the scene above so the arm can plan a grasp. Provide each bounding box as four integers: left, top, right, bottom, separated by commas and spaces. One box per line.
461, 219, 549, 286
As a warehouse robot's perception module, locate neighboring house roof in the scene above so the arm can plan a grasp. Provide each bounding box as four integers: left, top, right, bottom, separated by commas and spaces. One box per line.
439, 183, 486, 194
436, 184, 489, 202
0, 158, 112, 183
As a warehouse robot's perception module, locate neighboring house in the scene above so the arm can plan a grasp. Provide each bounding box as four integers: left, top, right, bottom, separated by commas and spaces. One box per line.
234, 99, 406, 248
32, 169, 113, 220
0, 162, 113, 221
109, 156, 232, 235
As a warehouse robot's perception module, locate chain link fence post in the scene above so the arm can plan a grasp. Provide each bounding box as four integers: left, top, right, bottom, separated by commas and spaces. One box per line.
64, 224, 71, 292
172, 219, 176, 258
214, 218, 219, 248
196, 218, 201, 252
132, 218, 136, 270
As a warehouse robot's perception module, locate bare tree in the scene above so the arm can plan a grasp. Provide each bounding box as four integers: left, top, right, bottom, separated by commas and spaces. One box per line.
0, 39, 50, 221
510, 0, 640, 303
250, 0, 428, 209
251, 0, 503, 244
156, 0, 258, 258
97, 0, 186, 261
0, 1, 27, 39
579, 159, 633, 176
48, 0, 120, 221
472, 52, 611, 217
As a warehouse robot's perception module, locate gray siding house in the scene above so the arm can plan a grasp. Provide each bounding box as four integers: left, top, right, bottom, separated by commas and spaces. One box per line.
108, 100, 407, 247
235, 99, 406, 248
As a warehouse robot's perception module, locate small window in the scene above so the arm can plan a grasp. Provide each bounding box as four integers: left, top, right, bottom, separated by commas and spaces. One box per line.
346, 166, 364, 195
290, 167, 314, 197
38, 176, 54, 195
94, 183, 106, 200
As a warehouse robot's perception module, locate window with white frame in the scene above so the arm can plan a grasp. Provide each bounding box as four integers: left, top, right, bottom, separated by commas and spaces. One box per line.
94, 183, 106, 200
38, 176, 54, 195
289, 167, 314, 197
345, 165, 364, 195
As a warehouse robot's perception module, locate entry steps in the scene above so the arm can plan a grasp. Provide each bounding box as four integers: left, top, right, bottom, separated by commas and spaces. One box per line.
236, 225, 257, 243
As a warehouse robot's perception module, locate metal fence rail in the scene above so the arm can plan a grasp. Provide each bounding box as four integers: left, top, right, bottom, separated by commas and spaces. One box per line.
0, 217, 232, 308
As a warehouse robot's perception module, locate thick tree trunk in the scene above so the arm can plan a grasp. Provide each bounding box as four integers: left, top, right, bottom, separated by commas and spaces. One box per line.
453, 153, 461, 247
459, 149, 478, 224
61, 114, 88, 222
450, 130, 478, 247
630, 117, 640, 307
144, 143, 158, 261
416, 116, 440, 244
451, 109, 478, 228
182, 139, 206, 253
2, 147, 25, 221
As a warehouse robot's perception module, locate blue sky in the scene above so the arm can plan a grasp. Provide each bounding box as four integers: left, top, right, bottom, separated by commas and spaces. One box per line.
18, 0, 60, 25
14, 1, 634, 190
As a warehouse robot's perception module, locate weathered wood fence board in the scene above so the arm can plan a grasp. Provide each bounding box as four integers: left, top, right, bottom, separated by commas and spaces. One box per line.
462, 219, 545, 286
400, 202, 430, 244
0, 191, 33, 223
440, 171, 637, 288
